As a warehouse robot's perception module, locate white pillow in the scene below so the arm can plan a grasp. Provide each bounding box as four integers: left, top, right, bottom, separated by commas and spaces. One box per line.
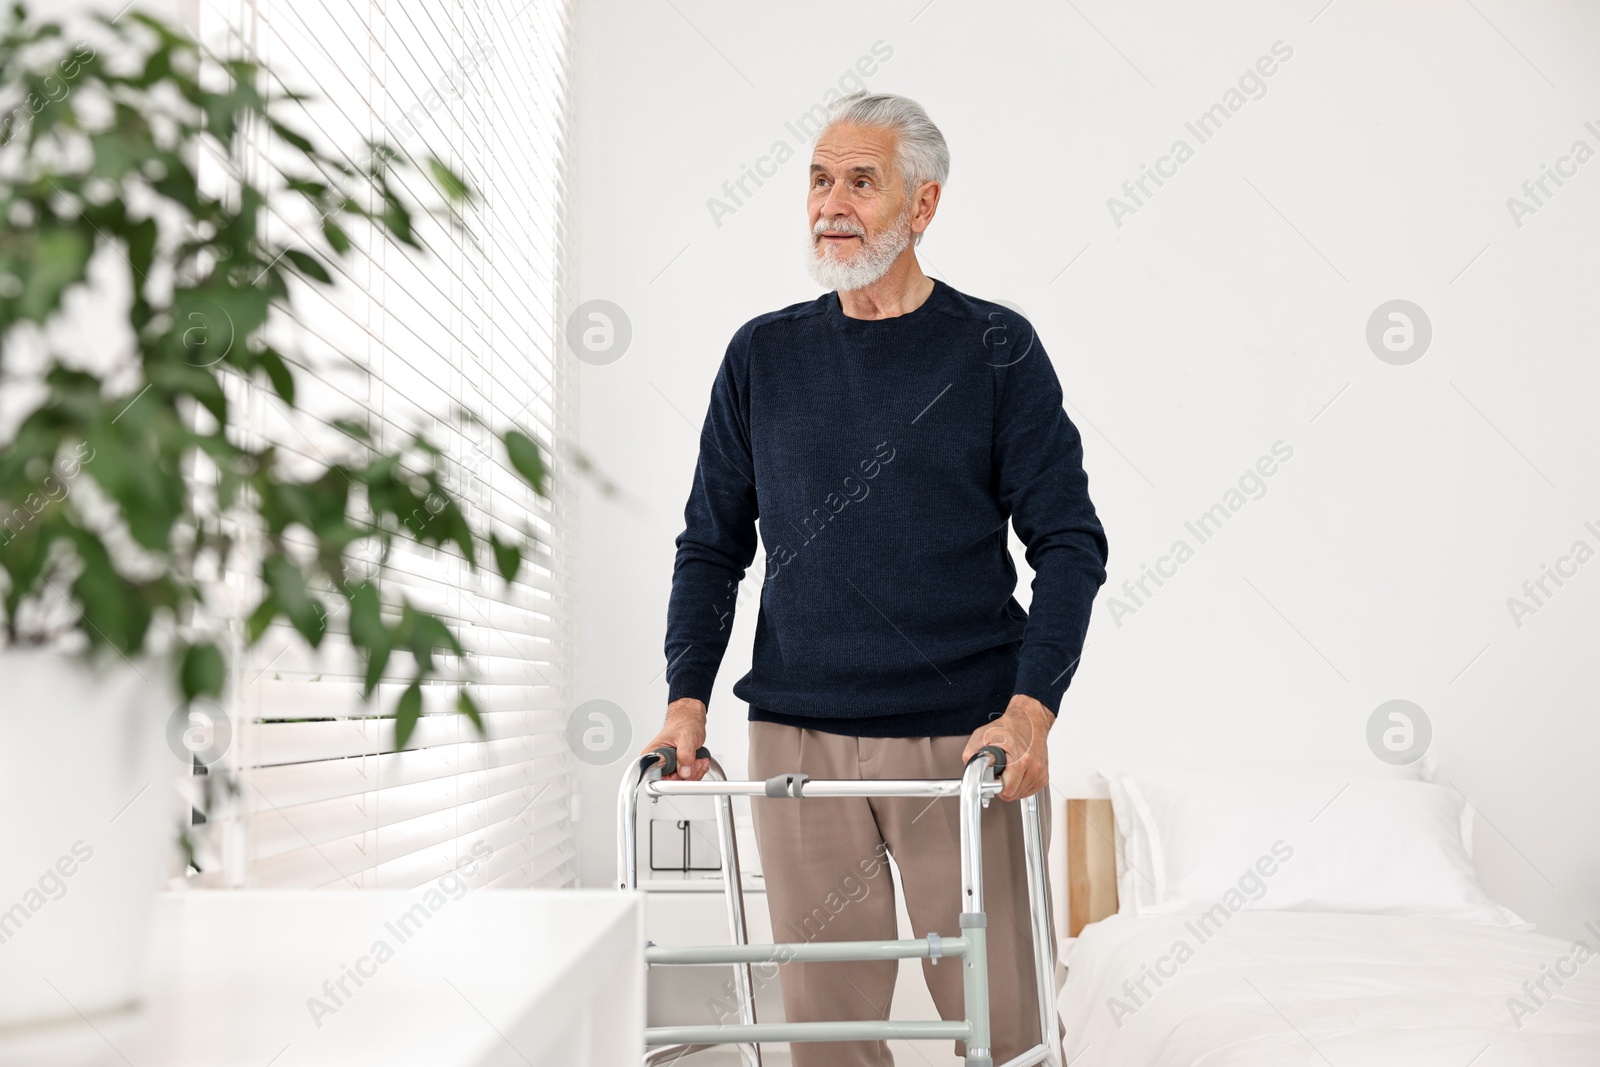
1097, 757, 1435, 917
1111, 767, 1525, 927
1102, 773, 1159, 916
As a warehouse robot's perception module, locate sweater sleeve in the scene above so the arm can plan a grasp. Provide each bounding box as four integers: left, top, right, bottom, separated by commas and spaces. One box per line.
993, 328, 1109, 716
663, 325, 760, 709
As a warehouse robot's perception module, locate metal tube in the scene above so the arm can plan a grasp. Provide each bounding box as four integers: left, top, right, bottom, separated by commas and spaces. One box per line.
961, 921, 991, 1065
615, 754, 655, 890
1020, 793, 1062, 1067
959, 755, 991, 914
959, 751, 996, 1065
706, 756, 762, 1067
648, 1020, 971, 1046
646, 778, 1003, 799
648, 936, 970, 966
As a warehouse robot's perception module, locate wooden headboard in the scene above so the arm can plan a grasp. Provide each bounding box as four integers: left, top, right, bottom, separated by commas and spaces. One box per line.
1064, 798, 1118, 937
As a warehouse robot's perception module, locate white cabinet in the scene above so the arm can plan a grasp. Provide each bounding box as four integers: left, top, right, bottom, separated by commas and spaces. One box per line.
0, 890, 644, 1067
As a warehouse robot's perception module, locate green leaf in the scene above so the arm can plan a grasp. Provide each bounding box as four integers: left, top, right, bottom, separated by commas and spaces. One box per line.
332, 418, 371, 442
435, 497, 475, 566
402, 608, 461, 676
363, 641, 392, 697
456, 691, 485, 734
169, 286, 265, 369
91, 134, 155, 182
381, 202, 414, 247
128, 11, 193, 49
345, 576, 384, 634
322, 218, 351, 254
408, 433, 442, 458
147, 361, 226, 424
263, 555, 325, 648
83, 424, 185, 553
283, 248, 332, 284
149, 153, 201, 214
246, 592, 278, 643
285, 176, 329, 203
65, 530, 153, 657
125, 217, 158, 285
394, 681, 423, 750
363, 142, 397, 177
568, 446, 621, 497
269, 117, 316, 155
203, 81, 264, 147
0, 509, 48, 618
180, 641, 225, 701
503, 431, 547, 496
427, 157, 472, 202
139, 46, 171, 88
18, 228, 91, 323
489, 532, 521, 584
346, 580, 391, 696
256, 348, 296, 406
304, 467, 353, 539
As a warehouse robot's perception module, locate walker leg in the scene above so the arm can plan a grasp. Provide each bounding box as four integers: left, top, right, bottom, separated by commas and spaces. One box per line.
961, 912, 992, 1067
1022, 793, 1063, 1067
712, 772, 763, 1067
960, 756, 994, 1067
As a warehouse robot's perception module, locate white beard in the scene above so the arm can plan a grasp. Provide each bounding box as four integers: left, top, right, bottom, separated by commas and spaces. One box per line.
805, 202, 913, 293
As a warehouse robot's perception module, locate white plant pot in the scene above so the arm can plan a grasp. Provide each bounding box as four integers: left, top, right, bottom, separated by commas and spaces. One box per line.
0, 650, 177, 1036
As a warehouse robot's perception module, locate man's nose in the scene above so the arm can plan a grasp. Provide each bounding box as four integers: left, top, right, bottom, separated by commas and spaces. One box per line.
816, 188, 855, 228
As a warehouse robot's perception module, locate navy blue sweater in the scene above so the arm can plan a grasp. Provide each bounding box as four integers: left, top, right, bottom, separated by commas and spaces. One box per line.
664, 278, 1109, 737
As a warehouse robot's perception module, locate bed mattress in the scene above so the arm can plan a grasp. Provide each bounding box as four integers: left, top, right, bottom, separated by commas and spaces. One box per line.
1059, 911, 1600, 1065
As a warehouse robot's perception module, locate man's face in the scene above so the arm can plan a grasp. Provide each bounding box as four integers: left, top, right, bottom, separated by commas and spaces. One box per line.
805, 123, 917, 291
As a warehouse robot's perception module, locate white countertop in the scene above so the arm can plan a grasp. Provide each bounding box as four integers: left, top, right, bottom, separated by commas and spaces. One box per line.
0, 889, 644, 1067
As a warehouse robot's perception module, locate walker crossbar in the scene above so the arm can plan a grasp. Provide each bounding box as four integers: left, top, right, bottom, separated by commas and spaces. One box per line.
649, 1019, 972, 1045
617, 743, 1063, 1067
647, 778, 1003, 798
647, 934, 972, 965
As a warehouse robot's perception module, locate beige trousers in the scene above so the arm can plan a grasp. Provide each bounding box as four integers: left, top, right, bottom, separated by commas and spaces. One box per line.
746, 720, 1059, 1066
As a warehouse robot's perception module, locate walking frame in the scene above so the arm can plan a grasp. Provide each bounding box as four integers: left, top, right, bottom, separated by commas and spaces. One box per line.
617, 742, 1064, 1067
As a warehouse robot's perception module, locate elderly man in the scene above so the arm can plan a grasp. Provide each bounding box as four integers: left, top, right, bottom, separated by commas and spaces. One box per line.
641, 90, 1108, 1067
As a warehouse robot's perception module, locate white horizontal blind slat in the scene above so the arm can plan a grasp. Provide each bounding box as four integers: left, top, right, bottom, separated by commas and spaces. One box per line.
250, 759, 564, 864
192, 0, 578, 892
246, 744, 566, 810
247, 676, 569, 718
251, 708, 559, 766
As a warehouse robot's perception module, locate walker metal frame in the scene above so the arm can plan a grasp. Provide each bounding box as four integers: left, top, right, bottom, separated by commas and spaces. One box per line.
617, 743, 1062, 1067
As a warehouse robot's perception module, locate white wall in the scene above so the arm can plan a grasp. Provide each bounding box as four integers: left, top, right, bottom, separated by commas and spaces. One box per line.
573, 0, 1600, 940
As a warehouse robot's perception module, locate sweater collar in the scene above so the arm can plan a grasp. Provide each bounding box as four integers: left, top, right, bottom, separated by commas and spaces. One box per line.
824, 277, 949, 331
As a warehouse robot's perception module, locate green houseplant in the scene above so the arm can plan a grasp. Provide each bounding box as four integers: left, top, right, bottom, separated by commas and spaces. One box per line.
0, 2, 579, 1030
0, 3, 551, 738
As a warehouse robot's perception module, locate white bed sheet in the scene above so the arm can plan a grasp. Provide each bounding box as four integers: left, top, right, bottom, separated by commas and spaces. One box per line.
1059, 911, 1600, 1066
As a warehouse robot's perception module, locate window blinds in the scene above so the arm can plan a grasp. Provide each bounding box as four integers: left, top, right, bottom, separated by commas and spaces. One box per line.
189, 0, 578, 890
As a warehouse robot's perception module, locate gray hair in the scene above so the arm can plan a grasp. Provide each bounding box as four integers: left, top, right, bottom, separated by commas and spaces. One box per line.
819, 91, 948, 246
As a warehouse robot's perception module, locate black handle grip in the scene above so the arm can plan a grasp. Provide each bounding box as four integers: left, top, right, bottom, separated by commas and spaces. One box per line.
968, 744, 1008, 778
649, 745, 711, 776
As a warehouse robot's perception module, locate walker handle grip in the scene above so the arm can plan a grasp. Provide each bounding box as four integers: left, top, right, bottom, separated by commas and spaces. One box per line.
649, 745, 711, 776
969, 744, 1008, 778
